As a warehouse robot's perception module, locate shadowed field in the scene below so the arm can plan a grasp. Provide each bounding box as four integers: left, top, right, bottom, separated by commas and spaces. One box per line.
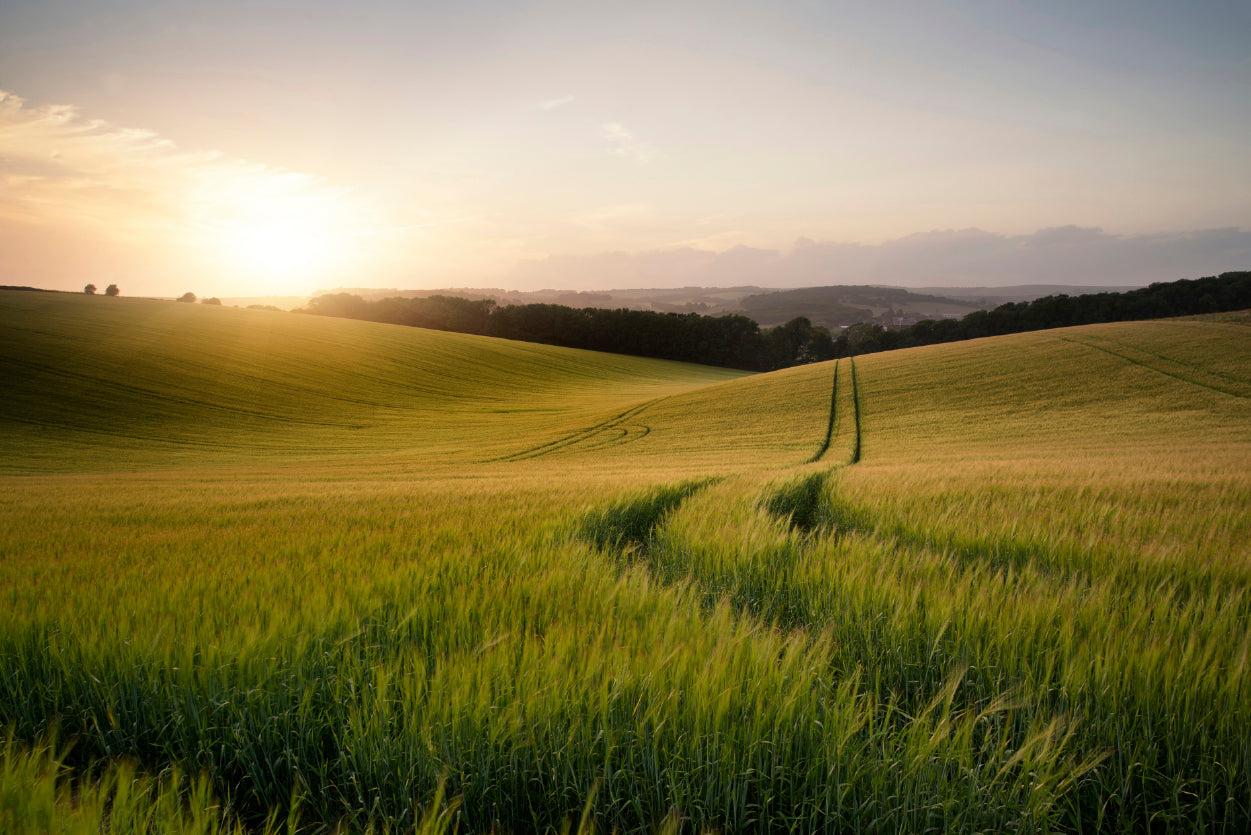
2, 290, 1249, 833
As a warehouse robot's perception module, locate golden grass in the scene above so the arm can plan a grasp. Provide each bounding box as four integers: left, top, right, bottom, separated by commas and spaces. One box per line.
2, 292, 1249, 832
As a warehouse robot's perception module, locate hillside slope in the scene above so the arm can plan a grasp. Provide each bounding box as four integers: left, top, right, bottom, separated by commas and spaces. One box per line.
497, 312, 1251, 476
5, 290, 1250, 479
838, 318, 1251, 576
0, 290, 747, 472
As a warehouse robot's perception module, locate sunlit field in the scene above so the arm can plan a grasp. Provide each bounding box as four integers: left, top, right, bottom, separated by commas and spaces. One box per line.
2, 290, 1249, 833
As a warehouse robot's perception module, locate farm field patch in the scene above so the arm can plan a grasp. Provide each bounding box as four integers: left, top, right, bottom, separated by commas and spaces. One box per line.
2, 291, 1249, 832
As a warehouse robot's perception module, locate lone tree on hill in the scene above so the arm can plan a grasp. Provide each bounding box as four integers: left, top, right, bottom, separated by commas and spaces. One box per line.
104, 284, 119, 297
83, 284, 96, 294
177, 292, 196, 303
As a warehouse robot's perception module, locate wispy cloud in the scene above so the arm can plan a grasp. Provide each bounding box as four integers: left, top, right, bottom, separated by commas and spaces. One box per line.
0, 90, 367, 240
539, 95, 575, 111
0, 89, 393, 294
601, 122, 658, 164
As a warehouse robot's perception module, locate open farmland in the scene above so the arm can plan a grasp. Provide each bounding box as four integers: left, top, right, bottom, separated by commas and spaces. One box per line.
1, 290, 1249, 833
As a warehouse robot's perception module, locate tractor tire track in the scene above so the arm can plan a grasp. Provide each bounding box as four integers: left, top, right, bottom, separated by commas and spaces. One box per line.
490, 399, 661, 462
1085, 333, 1251, 390
808, 359, 840, 463
848, 357, 862, 464
1059, 336, 1251, 400
806, 357, 862, 466
581, 423, 652, 452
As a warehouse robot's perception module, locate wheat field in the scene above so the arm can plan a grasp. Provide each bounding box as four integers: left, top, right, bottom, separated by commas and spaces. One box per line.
2, 290, 1249, 832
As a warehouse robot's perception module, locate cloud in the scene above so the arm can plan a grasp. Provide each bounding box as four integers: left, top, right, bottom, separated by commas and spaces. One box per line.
1023, 225, 1114, 247
1, 90, 324, 234
0, 89, 381, 294
509, 226, 1251, 290
539, 95, 575, 110
601, 121, 658, 163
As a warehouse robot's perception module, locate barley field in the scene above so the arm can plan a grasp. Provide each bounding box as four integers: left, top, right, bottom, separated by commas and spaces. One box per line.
1, 290, 1249, 832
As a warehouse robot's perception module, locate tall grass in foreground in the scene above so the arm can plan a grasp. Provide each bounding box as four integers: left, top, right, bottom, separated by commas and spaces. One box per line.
0, 476, 1117, 832
4, 467, 1243, 831
0, 732, 469, 834
653, 472, 1250, 832
0, 731, 263, 835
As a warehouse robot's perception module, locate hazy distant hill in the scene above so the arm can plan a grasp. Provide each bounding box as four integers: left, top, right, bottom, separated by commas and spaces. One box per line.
216, 295, 312, 310
924, 284, 1144, 307
313, 285, 774, 313
314, 284, 1146, 327
734, 286, 979, 327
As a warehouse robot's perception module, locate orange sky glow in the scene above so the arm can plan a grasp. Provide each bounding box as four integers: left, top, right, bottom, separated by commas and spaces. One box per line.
2, 2, 1248, 298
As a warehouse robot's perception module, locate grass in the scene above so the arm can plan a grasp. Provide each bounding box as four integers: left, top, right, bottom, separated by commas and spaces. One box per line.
1, 290, 1249, 832
0, 291, 746, 473
1, 731, 265, 835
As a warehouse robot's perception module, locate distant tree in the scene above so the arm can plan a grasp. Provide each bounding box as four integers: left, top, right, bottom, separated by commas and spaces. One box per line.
843, 321, 887, 354
201, 297, 222, 306
177, 292, 196, 303
104, 284, 119, 297
301, 293, 371, 319
84, 284, 96, 295
763, 317, 836, 369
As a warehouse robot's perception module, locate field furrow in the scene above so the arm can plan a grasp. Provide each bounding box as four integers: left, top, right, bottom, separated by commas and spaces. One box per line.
492, 400, 661, 461
807, 360, 841, 463
846, 357, 862, 465
1060, 334, 1251, 400
806, 358, 861, 466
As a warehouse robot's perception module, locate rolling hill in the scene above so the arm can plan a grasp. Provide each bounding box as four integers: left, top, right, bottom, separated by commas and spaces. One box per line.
0, 290, 746, 472
1, 289, 1249, 832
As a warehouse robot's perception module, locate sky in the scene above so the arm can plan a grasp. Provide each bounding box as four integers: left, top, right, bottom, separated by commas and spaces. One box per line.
2, 0, 1249, 298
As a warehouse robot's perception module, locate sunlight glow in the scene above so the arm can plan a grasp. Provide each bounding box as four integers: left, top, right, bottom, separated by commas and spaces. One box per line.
194, 172, 374, 296
220, 215, 341, 283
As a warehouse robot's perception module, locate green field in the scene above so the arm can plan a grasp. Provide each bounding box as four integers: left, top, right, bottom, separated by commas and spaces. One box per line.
2, 289, 1249, 833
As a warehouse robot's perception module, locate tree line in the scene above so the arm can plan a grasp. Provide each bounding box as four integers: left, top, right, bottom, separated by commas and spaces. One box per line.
299, 293, 835, 370
839, 271, 1251, 356
298, 271, 1250, 370
75, 285, 223, 305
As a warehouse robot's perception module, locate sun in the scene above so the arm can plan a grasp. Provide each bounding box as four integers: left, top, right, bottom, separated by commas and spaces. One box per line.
220, 215, 341, 285
213, 200, 354, 295
194, 171, 377, 297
